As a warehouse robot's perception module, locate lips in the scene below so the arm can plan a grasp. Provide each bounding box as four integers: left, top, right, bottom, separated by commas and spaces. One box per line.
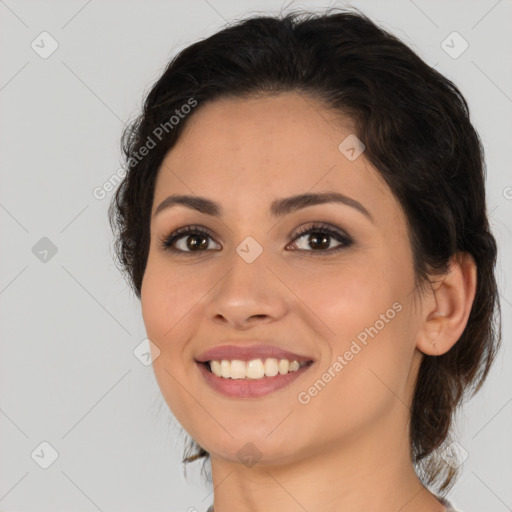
195, 342, 315, 364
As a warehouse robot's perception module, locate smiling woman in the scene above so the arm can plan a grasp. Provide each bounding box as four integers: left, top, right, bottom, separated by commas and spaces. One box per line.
108, 6, 501, 512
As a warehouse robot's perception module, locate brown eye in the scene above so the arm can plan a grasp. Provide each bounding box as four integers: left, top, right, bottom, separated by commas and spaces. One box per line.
158, 222, 353, 256
159, 225, 221, 254
288, 222, 353, 253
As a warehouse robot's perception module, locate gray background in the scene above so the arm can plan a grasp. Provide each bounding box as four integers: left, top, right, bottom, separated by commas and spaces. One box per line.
0, 0, 511, 511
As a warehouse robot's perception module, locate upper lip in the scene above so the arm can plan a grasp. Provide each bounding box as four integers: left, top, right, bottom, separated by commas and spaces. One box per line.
195, 342, 315, 363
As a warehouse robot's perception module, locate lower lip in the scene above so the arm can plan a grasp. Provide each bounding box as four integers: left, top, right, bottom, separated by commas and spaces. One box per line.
196, 361, 314, 398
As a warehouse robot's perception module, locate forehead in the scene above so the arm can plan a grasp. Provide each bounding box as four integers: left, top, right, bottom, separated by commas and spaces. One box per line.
152, 92, 398, 223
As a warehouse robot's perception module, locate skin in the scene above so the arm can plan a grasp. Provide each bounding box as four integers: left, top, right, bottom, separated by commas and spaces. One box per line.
140, 92, 477, 512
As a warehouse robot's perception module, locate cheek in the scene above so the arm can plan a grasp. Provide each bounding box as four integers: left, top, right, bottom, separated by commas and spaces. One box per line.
140, 255, 198, 340
140, 269, 170, 339
140, 261, 199, 417
305, 256, 414, 386
301, 262, 404, 337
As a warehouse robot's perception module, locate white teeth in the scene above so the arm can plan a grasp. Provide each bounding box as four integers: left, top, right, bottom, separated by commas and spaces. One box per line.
289, 360, 300, 372
207, 358, 309, 379
230, 360, 247, 379
246, 359, 265, 379
220, 360, 230, 378
264, 358, 279, 377
210, 360, 221, 376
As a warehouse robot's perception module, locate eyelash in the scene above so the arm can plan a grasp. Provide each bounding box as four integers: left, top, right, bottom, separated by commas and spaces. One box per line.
157, 222, 353, 256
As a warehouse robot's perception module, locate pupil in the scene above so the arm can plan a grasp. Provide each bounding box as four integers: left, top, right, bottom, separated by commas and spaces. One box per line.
187, 235, 207, 250
310, 233, 329, 250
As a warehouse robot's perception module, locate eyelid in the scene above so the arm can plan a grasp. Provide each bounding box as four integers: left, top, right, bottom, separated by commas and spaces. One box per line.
290, 221, 351, 241
157, 224, 218, 252
288, 221, 353, 251
159, 221, 354, 254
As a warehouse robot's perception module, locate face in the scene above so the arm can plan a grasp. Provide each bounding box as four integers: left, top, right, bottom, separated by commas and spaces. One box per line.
141, 92, 424, 465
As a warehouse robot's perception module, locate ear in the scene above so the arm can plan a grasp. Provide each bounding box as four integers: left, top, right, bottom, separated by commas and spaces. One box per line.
416, 252, 477, 356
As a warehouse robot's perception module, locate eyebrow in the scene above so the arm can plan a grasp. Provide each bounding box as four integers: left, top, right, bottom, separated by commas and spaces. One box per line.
153, 191, 373, 222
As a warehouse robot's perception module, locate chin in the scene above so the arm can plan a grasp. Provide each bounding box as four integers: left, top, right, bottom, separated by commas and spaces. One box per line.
205, 435, 303, 467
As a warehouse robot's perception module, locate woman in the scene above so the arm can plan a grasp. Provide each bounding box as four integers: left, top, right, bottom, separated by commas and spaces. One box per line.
109, 7, 501, 512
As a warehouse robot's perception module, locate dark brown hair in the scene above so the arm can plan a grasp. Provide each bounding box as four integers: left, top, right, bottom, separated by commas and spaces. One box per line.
108, 6, 501, 495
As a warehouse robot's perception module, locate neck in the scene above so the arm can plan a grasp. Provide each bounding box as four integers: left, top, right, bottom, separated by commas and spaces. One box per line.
206, 409, 445, 512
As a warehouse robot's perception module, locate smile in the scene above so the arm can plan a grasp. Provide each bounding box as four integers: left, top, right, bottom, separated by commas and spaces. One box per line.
196, 359, 314, 398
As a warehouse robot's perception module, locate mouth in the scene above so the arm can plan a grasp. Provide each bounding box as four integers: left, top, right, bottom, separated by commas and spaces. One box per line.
197, 358, 314, 379
195, 358, 315, 398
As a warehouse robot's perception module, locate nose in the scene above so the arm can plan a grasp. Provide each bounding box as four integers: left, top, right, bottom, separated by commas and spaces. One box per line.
205, 249, 289, 330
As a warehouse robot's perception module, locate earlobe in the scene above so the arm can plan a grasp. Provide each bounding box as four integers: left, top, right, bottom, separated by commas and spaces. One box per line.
416, 252, 477, 357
